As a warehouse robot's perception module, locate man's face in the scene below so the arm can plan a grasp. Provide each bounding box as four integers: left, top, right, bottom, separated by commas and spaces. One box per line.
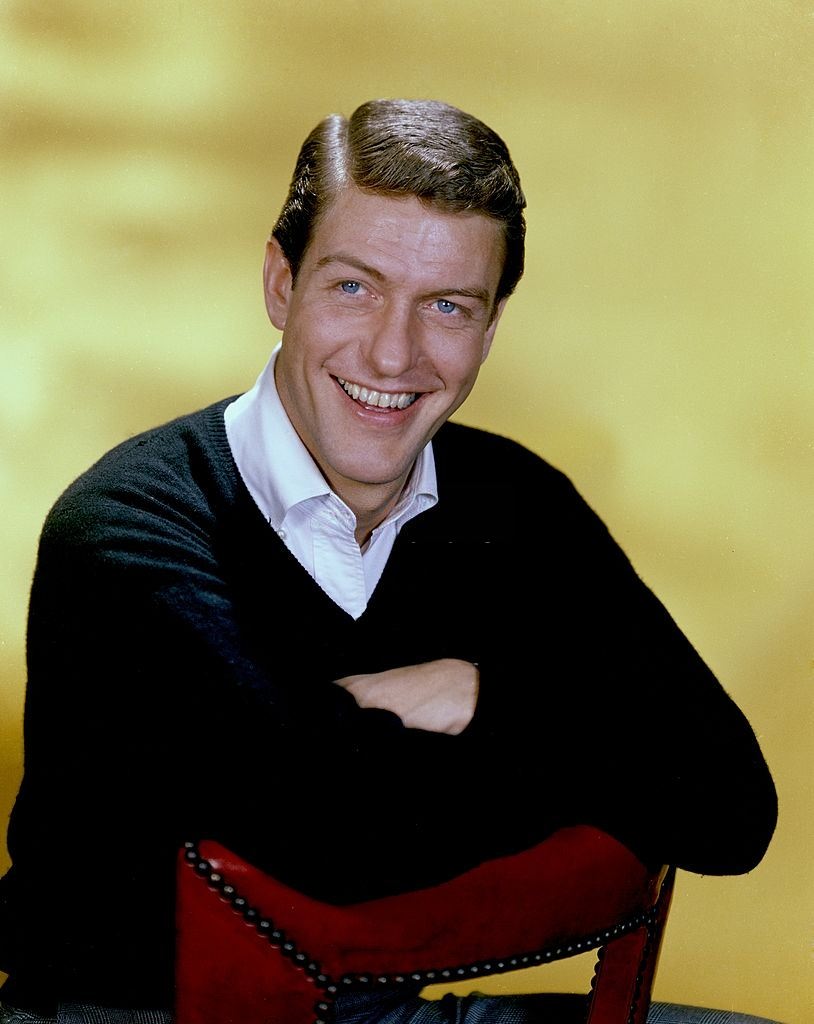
264, 187, 507, 506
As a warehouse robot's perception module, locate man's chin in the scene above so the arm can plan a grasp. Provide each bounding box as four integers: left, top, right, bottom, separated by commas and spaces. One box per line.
329, 456, 418, 493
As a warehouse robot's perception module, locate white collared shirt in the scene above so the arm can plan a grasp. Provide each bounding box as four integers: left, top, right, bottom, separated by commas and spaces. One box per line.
224, 344, 438, 620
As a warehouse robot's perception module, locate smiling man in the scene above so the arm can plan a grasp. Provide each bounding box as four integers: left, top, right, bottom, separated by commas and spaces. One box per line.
0, 100, 777, 1024
266, 187, 506, 544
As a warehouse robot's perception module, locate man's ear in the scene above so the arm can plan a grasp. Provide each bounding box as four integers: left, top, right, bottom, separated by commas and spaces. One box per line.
480, 296, 508, 363
263, 238, 293, 330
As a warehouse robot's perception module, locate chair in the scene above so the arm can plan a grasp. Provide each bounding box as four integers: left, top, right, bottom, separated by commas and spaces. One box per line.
175, 826, 675, 1024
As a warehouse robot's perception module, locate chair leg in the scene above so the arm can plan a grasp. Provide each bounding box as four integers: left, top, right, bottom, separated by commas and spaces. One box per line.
587, 869, 676, 1024
629, 872, 675, 1024
587, 928, 650, 1024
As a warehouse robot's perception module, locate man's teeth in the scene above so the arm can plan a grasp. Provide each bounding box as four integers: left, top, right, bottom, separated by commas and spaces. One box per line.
337, 378, 417, 410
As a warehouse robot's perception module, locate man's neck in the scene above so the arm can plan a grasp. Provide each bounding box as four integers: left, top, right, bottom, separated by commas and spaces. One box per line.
330, 476, 410, 548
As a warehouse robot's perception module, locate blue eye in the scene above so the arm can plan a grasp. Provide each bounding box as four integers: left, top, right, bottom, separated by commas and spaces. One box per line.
340, 281, 361, 294
436, 299, 457, 314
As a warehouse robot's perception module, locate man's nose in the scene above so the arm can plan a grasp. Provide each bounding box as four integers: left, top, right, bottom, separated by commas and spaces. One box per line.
363, 303, 418, 380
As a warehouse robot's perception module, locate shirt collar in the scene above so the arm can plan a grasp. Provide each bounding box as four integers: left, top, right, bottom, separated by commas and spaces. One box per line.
225, 343, 438, 531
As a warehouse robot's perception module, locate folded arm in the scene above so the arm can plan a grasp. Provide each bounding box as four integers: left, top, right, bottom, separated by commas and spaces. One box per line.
334, 659, 479, 735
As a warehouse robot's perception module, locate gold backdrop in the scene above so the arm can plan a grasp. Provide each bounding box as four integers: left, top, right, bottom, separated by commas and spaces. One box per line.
1, 2, 811, 1021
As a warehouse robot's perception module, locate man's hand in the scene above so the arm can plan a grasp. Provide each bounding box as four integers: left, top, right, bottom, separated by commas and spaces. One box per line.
334, 658, 479, 735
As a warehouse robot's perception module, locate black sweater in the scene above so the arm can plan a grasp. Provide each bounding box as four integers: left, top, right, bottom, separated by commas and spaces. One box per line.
0, 401, 777, 1009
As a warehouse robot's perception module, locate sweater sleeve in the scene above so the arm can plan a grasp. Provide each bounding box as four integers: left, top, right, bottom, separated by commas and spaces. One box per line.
466, 460, 777, 877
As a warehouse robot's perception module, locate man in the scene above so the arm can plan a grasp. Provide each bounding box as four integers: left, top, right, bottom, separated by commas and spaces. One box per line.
0, 99, 777, 1023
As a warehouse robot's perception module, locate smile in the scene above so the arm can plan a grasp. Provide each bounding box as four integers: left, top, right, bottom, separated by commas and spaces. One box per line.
336, 377, 418, 410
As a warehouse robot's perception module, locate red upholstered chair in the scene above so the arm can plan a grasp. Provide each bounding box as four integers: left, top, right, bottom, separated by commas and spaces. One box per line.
175, 826, 675, 1024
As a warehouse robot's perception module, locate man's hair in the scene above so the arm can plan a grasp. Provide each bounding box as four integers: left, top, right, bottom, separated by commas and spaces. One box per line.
271, 98, 526, 304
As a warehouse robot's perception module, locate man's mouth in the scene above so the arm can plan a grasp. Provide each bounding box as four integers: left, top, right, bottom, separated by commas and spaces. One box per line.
336, 377, 418, 410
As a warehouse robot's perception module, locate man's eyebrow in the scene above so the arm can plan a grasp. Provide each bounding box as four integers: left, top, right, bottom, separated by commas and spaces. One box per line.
435, 286, 491, 305
314, 254, 387, 282
315, 253, 491, 305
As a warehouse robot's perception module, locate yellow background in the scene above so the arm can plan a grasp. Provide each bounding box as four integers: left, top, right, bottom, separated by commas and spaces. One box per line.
1, 1, 811, 1021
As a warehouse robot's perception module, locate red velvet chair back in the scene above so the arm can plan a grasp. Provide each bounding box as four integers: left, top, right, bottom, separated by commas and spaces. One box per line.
175, 826, 674, 1024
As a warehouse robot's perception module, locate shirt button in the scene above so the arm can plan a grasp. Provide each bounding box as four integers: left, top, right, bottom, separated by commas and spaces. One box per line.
277, 529, 286, 540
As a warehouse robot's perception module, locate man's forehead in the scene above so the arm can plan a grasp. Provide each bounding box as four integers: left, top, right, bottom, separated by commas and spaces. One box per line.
307, 187, 504, 288
318, 186, 498, 231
